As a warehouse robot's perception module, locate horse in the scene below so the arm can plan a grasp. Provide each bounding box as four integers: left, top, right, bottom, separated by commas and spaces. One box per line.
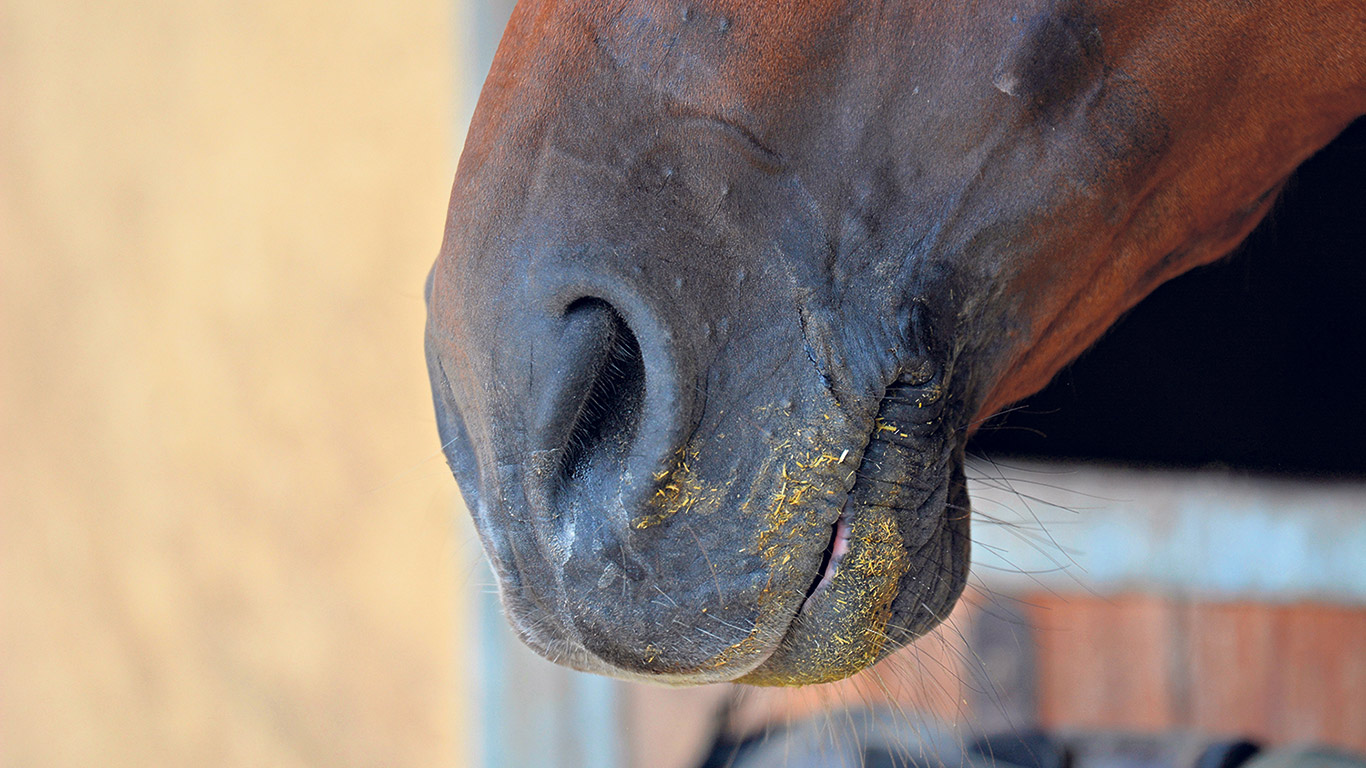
423, 0, 1366, 687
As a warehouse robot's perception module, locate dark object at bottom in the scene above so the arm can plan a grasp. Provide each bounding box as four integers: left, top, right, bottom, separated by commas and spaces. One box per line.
698, 708, 1361, 768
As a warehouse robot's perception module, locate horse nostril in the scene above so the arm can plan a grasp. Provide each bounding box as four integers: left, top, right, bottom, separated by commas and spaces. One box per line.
532, 298, 647, 492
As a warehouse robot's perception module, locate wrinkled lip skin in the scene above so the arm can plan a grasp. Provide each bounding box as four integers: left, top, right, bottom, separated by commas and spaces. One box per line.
736, 428, 969, 686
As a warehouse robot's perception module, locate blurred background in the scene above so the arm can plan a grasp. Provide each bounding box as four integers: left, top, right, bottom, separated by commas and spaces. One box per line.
2, 1, 1363, 766
2, 0, 466, 764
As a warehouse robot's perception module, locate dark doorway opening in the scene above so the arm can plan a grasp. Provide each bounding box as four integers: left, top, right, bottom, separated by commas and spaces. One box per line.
969, 117, 1366, 478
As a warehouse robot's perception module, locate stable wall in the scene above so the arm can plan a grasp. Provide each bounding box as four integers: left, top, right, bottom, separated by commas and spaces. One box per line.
0, 1, 468, 765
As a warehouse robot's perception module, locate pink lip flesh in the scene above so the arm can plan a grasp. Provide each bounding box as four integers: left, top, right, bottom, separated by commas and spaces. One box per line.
804, 507, 851, 605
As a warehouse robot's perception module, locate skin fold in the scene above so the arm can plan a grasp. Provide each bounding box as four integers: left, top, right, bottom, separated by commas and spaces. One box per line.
424, 0, 1366, 686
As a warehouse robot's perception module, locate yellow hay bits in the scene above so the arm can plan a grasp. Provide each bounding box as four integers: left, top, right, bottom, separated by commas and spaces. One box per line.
739, 505, 910, 687
650, 403, 869, 679
632, 446, 716, 529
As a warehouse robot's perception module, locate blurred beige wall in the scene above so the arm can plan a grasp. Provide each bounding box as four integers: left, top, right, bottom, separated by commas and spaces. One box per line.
0, 1, 469, 765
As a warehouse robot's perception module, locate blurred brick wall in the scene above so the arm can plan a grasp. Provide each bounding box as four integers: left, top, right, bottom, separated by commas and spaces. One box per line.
0, 1, 468, 765
702, 589, 1366, 760
1030, 594, 1366, 751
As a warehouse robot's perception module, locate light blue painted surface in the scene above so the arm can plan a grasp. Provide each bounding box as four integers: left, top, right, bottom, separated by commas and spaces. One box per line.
474, 562, 510, 768
457, 3, 624, 767
471, 562, 623, 768
569, 664, 622, 767
969, 462, 1366, 604
457, 0, 516, 131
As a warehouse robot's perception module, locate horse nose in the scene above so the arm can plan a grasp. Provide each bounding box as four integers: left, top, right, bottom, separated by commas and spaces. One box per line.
527, 297, 650, 507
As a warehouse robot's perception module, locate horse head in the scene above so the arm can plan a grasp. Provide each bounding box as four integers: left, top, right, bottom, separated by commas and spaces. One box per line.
424, 0, 1365, 685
